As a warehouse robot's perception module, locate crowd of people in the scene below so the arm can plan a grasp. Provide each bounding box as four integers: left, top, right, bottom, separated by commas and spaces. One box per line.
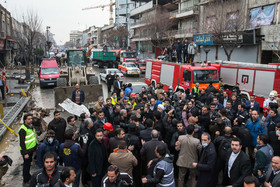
164, 39, 197, 63
18, 80, 280, 187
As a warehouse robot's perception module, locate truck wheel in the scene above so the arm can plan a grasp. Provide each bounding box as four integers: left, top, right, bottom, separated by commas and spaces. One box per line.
108, 63, 113, 68
57, 78, 67, 87
89, 76, 99, 85
98, 62, 104, 68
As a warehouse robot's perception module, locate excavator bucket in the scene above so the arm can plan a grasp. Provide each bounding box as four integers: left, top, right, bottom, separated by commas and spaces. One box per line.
54, 84, 103, 108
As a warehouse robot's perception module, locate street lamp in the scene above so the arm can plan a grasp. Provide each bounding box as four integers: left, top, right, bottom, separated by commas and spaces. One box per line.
203, 47, 210, 62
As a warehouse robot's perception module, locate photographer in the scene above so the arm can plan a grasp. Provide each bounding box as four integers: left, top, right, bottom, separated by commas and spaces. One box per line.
102, 165, 133, 187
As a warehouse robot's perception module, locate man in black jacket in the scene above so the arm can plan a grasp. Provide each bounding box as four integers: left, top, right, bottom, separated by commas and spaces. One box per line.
113, 75, 121, 97
102, 165, 133, 187
106, 71, 114, 92
192, 132, 217, 187
48, 111, 67, 144
87, 128, 108, 187
198, 106, 211, 133
30, 152, 63, 187
54, 167, 76, 187
224, 137, 252, 187
140, 130, 169, 176
103, 98, 114, 124
269, 123, 280, 156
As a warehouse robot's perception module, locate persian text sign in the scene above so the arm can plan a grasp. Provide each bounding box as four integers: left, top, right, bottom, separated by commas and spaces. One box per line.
193, 34, 213, 45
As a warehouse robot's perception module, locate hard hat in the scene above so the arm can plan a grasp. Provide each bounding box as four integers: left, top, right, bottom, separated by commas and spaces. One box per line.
130, 93, 136, 97
269, 92, 275, 98
169, 86, 173, 90
103, 122, 113, 131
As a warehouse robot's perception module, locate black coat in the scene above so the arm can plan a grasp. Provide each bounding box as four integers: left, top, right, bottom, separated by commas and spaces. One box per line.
125, 132, 141, 159
224, 150, 252, 187
48, 118, 67, 143
106, 74, 114, 85
113, 80, 121, 92
87, 138, 108, 176
139, 128, 153, 142
30, 166, 63, 187
140, 139, 169, 163
103, 105, 114, 124
198, 112, 211, 133
269, 131, 280, 156
196, 142, 217, 187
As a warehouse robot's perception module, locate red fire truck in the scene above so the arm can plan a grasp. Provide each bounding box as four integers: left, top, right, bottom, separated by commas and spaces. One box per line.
212, 61, 280, 108
145, 60, 220, 91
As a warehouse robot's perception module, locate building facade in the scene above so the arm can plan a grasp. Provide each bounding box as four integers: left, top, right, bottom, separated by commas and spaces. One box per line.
0, 4, 14, 67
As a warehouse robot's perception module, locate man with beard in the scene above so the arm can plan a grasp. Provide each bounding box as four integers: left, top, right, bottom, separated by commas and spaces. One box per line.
93, 111, 108, 130
103, 98, 114, 124
48, 111, 67, 144
224, 138, 252, 187
198, 106, 211, 133
19, 114, 37, 186
87, 129, 108, 186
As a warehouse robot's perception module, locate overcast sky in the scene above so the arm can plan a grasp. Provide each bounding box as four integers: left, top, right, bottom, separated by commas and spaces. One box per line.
3, 0, 111, 45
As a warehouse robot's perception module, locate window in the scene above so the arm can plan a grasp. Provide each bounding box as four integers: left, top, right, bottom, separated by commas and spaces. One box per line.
206, 16, 216, 32
193, 70, 219, 83
225, 11, 239, 31
183, 70, 191, 82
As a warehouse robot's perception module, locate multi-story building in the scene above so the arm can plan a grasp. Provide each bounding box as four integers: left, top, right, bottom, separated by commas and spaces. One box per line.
69, 30, 83, 44
175, 0, 199, 40
130, 0, 178, 58
197, 0, 280, 64
0, 4, 14, 66
115, 0, 135, 26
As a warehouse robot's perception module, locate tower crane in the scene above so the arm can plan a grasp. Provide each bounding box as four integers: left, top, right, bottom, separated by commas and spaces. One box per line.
82, 0, 115, 25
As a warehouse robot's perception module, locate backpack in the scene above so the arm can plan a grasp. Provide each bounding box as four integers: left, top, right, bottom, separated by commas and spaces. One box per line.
237, 126, 252, 148
218, 137, 232, 162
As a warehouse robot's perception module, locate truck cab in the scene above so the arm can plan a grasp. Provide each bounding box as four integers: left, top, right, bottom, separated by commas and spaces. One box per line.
145, 60, 219, 92
120, 51, 137, 63
180, 65, 219, 90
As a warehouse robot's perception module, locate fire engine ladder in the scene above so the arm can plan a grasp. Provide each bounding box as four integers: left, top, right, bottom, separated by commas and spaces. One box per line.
0, 96, 30, 140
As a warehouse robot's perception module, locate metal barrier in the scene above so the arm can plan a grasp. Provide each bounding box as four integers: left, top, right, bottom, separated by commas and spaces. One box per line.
0, 96, 30, 140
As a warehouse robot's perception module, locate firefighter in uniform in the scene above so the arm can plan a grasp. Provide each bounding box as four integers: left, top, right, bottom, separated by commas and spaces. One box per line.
18, 114, 37, 185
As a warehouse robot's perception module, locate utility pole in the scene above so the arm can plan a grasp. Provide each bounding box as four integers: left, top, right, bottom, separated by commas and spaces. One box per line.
46, 26, 50, 57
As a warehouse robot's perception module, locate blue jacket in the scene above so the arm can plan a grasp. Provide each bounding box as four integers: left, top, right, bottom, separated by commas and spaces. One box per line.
245, 100, 260, 113
125, 87, 133, 97
37, 139, 60, 168
216, 103, 224, 109
245, 117, 266, 146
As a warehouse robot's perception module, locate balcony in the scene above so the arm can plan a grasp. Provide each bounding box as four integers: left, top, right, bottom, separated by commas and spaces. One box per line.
116, 8, 128, 16
175, 29, 194, 38
130, 20, 148, 29
176, 6, 199, 19
130, 1, 153, 17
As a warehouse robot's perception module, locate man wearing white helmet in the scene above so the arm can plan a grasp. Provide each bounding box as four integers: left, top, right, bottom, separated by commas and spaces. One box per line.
264, 92, 278, 109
